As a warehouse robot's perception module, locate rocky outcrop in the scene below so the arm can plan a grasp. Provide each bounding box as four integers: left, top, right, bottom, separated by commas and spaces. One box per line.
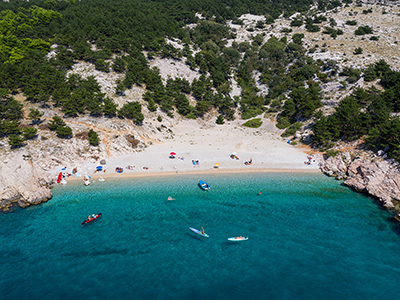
319, 151, 400, 211
0, 153, 54, 211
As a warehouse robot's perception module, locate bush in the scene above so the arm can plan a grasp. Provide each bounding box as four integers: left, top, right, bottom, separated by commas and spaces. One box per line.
345, 20, 357, 26
355, 25, 373, 35
281, 122, 302, 137
325, 149, 339, 158
242, 118, 262, 128
88, 129, 100, 146
353, 47, 363, 55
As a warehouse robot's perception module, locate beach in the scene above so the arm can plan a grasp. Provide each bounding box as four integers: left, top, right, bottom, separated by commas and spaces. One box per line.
59, 117, 320, 182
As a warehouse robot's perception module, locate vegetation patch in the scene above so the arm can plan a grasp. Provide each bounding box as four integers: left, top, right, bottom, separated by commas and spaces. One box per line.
242, 118, 262, 128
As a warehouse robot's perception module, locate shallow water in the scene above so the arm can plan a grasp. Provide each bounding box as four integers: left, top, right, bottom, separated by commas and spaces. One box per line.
1, 173, 400, 300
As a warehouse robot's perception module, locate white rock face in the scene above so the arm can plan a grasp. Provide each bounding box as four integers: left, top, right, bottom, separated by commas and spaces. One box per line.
320, 151, 400, 210
0, 153, 54, 211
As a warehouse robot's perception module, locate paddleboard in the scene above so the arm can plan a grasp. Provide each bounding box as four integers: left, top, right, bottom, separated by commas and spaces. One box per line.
227, 237, 248, 241
189, 227, 209, 237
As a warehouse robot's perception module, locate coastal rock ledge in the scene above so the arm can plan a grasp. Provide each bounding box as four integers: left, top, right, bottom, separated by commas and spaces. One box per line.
0, 153, 54, 211
319, 151, 400, 213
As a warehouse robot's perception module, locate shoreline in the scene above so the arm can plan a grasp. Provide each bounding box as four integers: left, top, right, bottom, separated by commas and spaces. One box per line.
64, 166, 322, 183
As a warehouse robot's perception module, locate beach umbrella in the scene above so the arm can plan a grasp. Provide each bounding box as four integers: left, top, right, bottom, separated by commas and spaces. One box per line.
96, 166, 103, 170
170, 152, 176, 156
214, 163, 220, 166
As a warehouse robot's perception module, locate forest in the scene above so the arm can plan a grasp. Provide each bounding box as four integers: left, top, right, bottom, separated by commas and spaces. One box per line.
0, 0, 399, 161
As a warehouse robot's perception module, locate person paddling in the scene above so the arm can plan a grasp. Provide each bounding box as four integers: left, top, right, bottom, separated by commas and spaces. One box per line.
201, 227, 205, 235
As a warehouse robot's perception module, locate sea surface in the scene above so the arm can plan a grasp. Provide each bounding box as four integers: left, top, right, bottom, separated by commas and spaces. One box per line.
1, 173, 400, 300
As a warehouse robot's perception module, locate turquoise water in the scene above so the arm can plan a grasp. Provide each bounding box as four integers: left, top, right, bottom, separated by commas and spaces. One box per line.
1, 173, 400, 300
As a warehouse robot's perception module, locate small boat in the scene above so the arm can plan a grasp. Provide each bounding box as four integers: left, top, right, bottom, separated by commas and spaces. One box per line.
82, 213, 102, 225
198, 180, 210, 190
227, 236, 248, 241
189, 227, 209, 237
167, 196, 175, 201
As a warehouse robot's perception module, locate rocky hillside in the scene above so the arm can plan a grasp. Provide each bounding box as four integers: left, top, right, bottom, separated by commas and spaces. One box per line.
1, 2, 400, 212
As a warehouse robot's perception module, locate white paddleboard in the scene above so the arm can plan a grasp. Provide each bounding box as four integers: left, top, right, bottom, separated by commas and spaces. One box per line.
227, 237, 248, 241
189, 227, 209, 237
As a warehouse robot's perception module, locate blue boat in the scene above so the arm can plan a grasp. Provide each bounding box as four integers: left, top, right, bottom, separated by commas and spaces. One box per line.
198, 180, 210, 190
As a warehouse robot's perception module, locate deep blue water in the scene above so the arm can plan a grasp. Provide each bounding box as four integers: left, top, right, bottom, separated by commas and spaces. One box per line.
1, 173, 400, 300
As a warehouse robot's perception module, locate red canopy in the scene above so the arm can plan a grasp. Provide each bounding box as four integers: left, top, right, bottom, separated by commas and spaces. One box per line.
170, 152, 176, 155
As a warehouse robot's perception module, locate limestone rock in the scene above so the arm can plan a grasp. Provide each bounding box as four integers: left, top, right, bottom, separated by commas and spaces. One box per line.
321, 152, 400, 210
0, 153, 54, 211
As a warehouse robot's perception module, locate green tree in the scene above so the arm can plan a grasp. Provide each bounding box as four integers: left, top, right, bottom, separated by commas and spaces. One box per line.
56, 125, 73, 139
88, 129, 100, 146
216, 115, 225, 124
28, 108, 44, 124
22, 127, 38, 140
147, 99, 157, 112
49, 116, 66, 131
118, 102, 144, 124
8, 134, 25, 148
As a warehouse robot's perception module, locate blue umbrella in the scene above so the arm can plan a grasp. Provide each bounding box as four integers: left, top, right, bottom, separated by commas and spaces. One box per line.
96, 166, 103, 170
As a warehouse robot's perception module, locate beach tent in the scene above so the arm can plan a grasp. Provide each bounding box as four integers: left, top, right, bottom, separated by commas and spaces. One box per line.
100, 159, 107, 165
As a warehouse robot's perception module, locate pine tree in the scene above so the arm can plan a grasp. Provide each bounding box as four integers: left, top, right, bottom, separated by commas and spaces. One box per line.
88, 129, 100, 146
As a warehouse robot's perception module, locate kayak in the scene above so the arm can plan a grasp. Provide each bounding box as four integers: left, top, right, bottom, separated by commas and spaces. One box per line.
227, 236, 248, 241
189, 227, 209, 237
82, 213, 102, 225
57, 172, 63, 183
198, 180, 210, 190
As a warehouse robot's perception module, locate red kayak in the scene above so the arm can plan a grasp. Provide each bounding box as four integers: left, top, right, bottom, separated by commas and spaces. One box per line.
82, 213, 102, 225
57, 172, 63, 183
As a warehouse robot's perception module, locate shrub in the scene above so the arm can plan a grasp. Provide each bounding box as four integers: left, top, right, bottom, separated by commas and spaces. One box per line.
355, 25, 373, 35
242, 118, 262, 128
281, 122, 302, 137
353, 47, 363, 55
345, 20, 357, 26
325, 149, 339, 158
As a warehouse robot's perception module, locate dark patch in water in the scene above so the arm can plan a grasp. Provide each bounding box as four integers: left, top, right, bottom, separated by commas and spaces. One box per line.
63, 247, 129, 257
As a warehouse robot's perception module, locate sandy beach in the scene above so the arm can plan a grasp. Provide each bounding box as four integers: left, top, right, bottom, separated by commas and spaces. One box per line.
59, 117, 320, 183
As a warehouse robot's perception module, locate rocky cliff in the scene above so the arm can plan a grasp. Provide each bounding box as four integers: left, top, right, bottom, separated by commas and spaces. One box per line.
318, 150, 400, 217
0, 151, 54, 211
